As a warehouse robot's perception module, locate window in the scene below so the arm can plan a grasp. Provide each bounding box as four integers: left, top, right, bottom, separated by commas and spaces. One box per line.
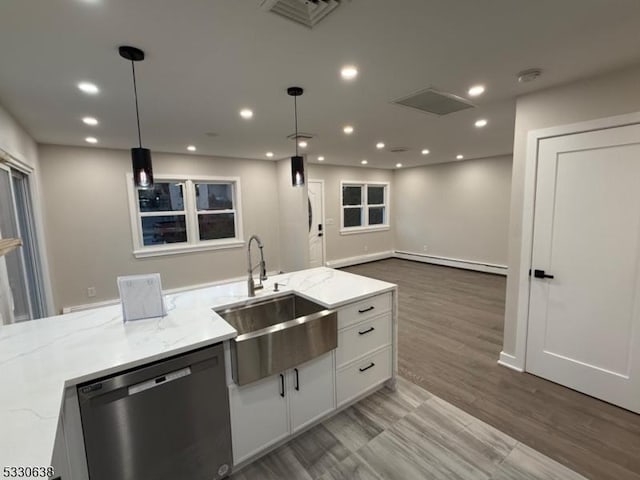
127, 174, 243, 257
340, 181, 389, 233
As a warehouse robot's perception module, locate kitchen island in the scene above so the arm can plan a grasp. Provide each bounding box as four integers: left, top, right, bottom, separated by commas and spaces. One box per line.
0, 267, 397, 479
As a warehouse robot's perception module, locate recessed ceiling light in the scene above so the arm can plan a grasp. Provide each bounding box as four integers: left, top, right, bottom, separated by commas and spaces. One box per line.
340, 65, 358, 80
240, 108, 253, 119
187, 145, 197, 152
298, 140, 308, 148
468, 85, 485, 97
343, 125, 354, 135
376, 142, 385, 149
82, 116, 99, 126
317, 156, 325, 161
78, 82, 99, 94
421, 149, 430, 155
85, 136, 98, 144
475, 119, 488, 128
361, 159, 368, 165
266, 151, 274, 158
456, 154, 464, 160
396, 163, 403, 168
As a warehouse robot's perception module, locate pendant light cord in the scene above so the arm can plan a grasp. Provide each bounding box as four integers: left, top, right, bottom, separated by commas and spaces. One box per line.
131, 60, 143, 148
294, 95, 299, 156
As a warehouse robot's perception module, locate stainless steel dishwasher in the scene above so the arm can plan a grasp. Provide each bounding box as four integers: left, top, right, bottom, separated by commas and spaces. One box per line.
77, 343, 232, 480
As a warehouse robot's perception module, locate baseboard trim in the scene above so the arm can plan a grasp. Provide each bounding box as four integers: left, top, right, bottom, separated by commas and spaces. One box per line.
498, 351, 524, 372
394, 251, 508, 276
326, 250, 394, 269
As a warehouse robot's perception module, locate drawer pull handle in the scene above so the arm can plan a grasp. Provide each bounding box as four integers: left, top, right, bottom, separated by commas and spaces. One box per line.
359, 362, 375, 372
358, 306, 375, 314
279, 373, 285, 397
358, 327, 375, 335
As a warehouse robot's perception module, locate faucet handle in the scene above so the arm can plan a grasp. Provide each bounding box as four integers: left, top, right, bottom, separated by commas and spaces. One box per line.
260, 260, 267, 281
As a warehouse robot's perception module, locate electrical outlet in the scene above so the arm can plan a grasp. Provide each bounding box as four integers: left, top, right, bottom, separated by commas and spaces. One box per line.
87, 287, 96, 298
423, 245, 428, 252
364, 245, 368, 252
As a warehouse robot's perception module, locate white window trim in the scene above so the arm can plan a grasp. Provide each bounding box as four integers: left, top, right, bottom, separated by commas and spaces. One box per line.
339, 180, 390, 235
126, 173, 245, 258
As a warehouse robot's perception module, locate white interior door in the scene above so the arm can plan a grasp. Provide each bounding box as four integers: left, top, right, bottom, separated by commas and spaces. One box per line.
526, 123, 640, 413
308, 180, 325, 268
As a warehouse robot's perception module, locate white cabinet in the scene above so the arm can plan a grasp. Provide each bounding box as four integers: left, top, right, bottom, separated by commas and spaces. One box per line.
229, 290, 396, 467
229, 373, 290, 465
336, 313, 392, 368
335, 292, 393, 407
338, 292, 392, 329
229, 351, 335, 466
289, 352, 335, 434
336, 346, 392, 407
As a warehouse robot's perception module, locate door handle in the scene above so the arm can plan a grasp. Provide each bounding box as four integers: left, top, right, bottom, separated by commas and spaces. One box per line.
533, 269, 554, 279
294, 368, 300, 391
318, 232, 323, 237
279, 373, 285, 397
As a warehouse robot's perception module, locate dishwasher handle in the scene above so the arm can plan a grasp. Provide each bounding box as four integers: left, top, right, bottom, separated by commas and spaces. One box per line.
128, 367, 191, 396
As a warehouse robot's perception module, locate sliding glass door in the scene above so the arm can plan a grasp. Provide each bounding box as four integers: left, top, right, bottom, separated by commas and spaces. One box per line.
0, 164, 46, 323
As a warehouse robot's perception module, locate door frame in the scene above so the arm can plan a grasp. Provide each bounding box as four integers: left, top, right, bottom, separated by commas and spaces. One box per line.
0, 148, 54, 317
308, 178, 326, 267
507, 111, 640, 372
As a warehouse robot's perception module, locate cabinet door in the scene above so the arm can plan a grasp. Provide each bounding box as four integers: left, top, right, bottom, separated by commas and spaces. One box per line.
289, 351, 336, 434
229, 373, 289, 465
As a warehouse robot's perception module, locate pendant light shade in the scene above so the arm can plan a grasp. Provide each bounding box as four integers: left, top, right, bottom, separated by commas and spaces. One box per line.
131, 147, 154, 188
291, 155, 304, 187
119, 45, 154, 189
287, 86, 305, 187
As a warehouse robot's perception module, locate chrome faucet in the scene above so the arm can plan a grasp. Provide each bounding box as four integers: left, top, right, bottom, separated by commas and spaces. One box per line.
247, 235, 267, 297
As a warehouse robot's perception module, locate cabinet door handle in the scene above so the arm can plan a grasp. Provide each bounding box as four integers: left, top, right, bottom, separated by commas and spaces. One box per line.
279, 373, 285, 397
358, 326, 375, 335
294, 368, 300, 391
358, 306, 375, 313
359, 362, 375, 372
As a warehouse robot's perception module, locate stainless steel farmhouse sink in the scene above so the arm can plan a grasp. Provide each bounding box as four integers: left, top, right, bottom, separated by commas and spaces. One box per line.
215, 294, 337, 385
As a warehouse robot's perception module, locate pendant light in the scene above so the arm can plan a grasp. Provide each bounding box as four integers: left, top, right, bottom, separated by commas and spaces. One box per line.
119, 45, 154, 189
287, 86, 305, 187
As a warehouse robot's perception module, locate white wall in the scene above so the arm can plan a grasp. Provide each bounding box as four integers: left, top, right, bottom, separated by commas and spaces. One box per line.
394, 155, 512, 267
307, 163, 394, 265
38, 145, 282, 312
503, 64, 640, 356
277, 157, 309, 272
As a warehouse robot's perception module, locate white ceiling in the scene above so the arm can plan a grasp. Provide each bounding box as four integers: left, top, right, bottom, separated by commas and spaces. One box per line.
1, 0, 639, 169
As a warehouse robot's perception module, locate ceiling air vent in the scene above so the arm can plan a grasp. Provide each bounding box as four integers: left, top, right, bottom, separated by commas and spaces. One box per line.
392, 88, 475, 116
260, 0, 342, 28
389, 147, 410, 153
287, 132, 314, 141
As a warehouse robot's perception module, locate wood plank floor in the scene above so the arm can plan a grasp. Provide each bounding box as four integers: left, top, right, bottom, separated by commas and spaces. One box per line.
232, 378, 586, 480
343, 258, 640, 480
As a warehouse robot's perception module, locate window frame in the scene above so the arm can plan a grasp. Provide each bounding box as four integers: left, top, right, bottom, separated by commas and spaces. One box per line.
127, 173, 244, 258
340, 180, 390, 235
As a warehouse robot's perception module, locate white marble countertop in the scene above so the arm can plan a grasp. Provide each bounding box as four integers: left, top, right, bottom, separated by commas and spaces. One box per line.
0, 267, 395, 470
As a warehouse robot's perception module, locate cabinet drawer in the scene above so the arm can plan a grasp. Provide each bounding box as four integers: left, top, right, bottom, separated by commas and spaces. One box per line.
336, 347, 392, 407
336, 314, 392, 368
338, 292, 392, 329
